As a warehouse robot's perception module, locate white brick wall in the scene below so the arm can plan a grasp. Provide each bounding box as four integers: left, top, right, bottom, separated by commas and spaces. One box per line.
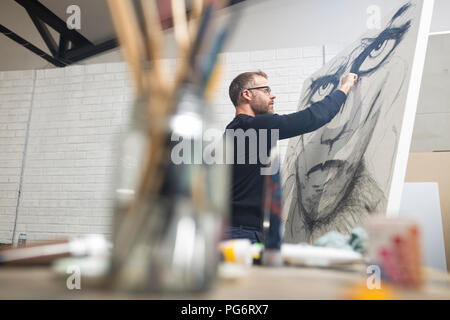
0, 46, 327, 244
16, 63, 134, 244
0, 70, 34, 244
0, 63, 133, 244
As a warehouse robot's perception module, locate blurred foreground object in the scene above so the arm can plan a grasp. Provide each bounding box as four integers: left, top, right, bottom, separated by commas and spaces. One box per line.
218, 239, 262, 281
314, 227, 369, 254
281, 243, 363, 267
219, 239, 262, 266
366, 216, 423, 288
0, 235, 109, 266
344, 282, 397, 300
107, 0, 239, 293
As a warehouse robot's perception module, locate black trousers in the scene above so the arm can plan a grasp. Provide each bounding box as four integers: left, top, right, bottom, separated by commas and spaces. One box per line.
224, 225, 263, 244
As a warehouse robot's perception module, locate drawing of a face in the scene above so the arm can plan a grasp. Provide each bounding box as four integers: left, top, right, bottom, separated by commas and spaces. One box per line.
283, 3, 413, 242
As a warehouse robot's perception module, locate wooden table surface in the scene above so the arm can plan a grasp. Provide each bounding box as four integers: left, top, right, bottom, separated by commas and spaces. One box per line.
1, 263, 450, 300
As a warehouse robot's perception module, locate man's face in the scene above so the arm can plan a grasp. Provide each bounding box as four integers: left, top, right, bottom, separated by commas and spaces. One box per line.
247, 76, 276, 115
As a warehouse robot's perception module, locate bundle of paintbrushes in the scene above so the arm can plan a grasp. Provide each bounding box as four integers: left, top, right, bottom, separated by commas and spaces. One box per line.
106, 0, 239, 293
366, 217, 423, 288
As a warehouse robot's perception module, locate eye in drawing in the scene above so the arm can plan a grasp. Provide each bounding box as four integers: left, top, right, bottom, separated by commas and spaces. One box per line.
350, 2, 412, 77
317, 77, 337, 96
304, 74, 340, 105
367, 37, 389, 59
350, 22, 411, 76
389, 3, 411, 25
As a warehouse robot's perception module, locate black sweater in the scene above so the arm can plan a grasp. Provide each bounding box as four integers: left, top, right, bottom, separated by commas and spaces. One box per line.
225, 90, 347, 231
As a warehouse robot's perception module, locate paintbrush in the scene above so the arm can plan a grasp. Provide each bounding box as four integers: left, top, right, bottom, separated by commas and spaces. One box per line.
136, 0, 209, 200
140, 0, 170, 91
107, 0, 147, 95
171, 0, 191, 55
137, 0, 241, 200
189, 2, 215, 71
188, 0, 205, 39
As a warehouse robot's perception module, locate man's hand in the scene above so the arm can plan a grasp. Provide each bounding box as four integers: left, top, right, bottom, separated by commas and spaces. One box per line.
338, 73, 358, 95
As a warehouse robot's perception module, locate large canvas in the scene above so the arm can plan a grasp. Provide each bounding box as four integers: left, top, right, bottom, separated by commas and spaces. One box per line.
282, 0, 433, 243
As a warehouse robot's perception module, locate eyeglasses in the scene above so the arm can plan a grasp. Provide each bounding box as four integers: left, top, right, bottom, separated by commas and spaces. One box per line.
243, 86, 272, 95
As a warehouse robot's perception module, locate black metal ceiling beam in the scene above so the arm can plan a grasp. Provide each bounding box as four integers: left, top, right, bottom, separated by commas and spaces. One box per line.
1, 0, 249, 67
1, 0, 114, 67
58, 36, 69, 58
14, 0, 92, 47
25, 8, 58, 57
0, 24, 67, 67
64, 39, 118, 63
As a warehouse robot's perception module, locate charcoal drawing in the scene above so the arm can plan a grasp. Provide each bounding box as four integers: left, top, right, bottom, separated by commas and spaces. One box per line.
283, 2, 423, 243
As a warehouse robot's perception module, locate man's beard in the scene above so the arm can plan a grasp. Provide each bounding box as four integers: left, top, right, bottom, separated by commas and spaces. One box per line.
252, 103, 269, 115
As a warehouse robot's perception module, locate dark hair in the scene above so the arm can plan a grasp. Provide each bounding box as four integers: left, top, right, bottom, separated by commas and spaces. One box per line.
228, 71, 267, 107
